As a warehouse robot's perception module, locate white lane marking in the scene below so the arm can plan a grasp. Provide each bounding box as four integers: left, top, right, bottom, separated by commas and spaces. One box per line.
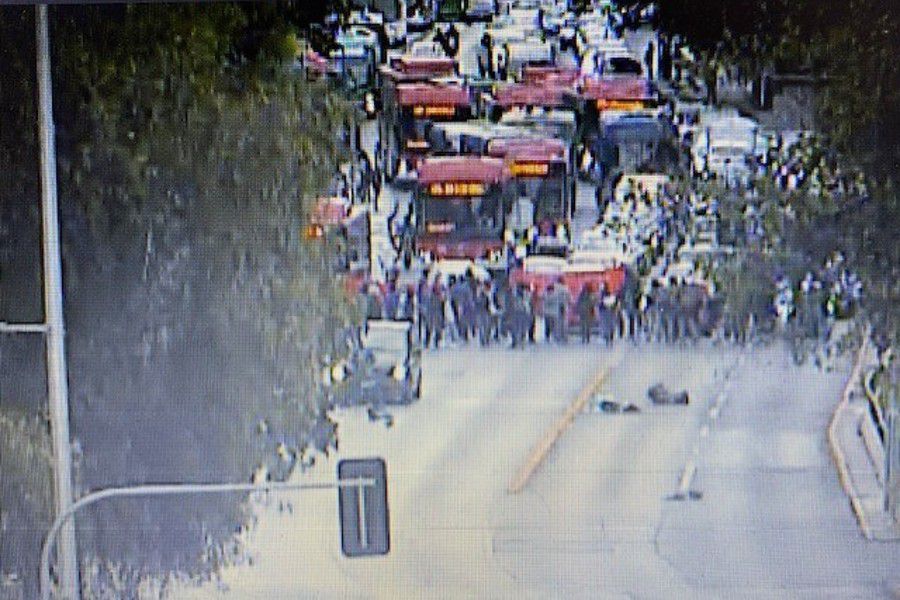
678, 460, 697, 495
700, 424, 709, 438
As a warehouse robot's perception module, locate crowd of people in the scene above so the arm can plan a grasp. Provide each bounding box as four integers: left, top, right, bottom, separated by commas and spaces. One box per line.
357, 263, 724, 351
757, 133, 870, 203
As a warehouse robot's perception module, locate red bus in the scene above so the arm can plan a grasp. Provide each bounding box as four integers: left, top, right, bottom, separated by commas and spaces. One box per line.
489, 82, 570, 121
380, 82, 472, 181
520, 65, 580, 87
486, 137, 572, 255
305, 196, 372, 296
411, 156, 513, 267
571, 76, 658, 142
378, 56, 460, 173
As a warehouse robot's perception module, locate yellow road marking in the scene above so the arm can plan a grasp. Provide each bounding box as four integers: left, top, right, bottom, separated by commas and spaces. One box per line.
507, 356, 619, 494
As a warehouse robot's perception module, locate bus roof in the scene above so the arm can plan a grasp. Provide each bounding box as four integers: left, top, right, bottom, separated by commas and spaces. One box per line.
494, 83, 569, 109
417, 156, 508, 185
521, 66, 580, 86
393, 56, 457, 76
396, 83, 470, 107
487, 137, 567, 161
579, 76, 655, 101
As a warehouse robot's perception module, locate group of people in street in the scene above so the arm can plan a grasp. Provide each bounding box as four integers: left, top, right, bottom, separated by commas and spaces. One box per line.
757, 133, 870, 204
356, 263, 726, 351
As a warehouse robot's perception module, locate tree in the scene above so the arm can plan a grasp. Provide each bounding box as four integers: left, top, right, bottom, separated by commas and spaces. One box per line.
656, 0, 900, 344
0, 4, 361, 595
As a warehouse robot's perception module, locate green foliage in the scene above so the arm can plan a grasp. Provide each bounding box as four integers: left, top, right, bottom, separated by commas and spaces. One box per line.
1, 3, 362, 593
658, 0, 900, 343
0, 406, 53, 598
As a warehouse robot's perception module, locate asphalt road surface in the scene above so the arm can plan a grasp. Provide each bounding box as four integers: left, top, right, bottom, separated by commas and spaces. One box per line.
177, 341, 900, 599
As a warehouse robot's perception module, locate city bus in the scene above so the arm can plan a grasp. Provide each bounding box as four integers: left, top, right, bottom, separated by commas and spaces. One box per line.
493, 106, 578, 216
378, 54, 459, 111
598, 109, 673, 173
410, 156, 513, 268
504, 39, 556, 80
488, 82, 570, 121
380, 82, 473, 182
426, 120, 524, 155
486, 137, 572, 255
519, 65, 580, 87
570, 76, 658, 143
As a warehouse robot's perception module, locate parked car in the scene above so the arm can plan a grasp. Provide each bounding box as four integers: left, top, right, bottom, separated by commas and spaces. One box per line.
358, 319, 422, 405
327, 320, 422, 408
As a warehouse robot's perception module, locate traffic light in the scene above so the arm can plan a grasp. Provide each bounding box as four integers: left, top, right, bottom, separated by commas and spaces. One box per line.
337, 458, 390, 556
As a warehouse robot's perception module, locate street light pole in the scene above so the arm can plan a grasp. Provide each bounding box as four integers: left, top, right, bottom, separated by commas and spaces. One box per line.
35, 4, 80, 598
40, 478, 375, 600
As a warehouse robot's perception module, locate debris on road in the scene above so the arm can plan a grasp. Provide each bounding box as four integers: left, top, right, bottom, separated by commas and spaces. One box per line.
648, 383, 689, 405
585, 393, 641, 414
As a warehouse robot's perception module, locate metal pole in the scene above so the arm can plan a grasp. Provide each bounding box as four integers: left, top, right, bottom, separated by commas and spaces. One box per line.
886, 407, 894, 512
41, 478, 373, 600
35, 5, 80, 599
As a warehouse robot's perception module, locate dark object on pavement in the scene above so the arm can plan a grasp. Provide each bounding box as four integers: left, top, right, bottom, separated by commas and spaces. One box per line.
586, 395, 641, 414
367, 405, 394, 427
672, 391, 690, 405
648, 383, 690, 405
598, 400, 621, 413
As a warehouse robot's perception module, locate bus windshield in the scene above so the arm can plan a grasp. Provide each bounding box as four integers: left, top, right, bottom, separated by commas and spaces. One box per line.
421, 193, 503, 237
516, 172, 565, 221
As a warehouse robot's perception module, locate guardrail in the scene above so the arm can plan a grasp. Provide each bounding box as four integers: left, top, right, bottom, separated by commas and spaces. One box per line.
864, 368, 888, 444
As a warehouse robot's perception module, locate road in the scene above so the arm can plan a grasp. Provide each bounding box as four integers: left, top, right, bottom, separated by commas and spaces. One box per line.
175, 340, 900, 599
174, 21, 900, 600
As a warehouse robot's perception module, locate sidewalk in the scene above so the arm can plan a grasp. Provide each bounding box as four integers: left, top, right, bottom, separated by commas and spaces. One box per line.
828, 339, 900, 541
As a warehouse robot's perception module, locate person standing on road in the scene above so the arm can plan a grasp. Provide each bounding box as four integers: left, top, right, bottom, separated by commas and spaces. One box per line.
543, 283, 569, 342
652, 281, 668, 343
497, 49, 508, 81
447, 23, 460, 58
450, 275, 472, 342
597, 293, 614, 346
365, 283, 383, 320
398, 287, 415, 321
541, 284, 559, 343
644, 41, 655, 80
620, 267, 638, 342
576, 284, 596, 344
525, 286, 537, 344
433, 280, 448, 348
382, 281, 400, 320
474, 284, 491, 346
636, 285, 650, 343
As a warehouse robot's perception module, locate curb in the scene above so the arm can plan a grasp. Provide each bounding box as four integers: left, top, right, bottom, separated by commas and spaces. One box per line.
826, 333, 872, 540
507, 357, 616, 494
